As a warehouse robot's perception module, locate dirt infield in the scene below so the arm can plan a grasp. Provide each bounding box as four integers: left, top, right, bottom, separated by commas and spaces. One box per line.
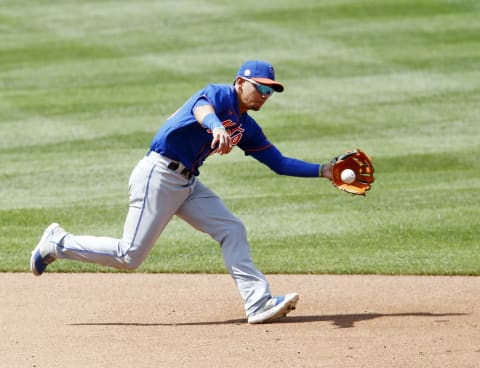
1, 274, 479, 368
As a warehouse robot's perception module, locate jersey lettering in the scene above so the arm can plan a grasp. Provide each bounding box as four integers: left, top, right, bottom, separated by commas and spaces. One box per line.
222, 119, 237, 129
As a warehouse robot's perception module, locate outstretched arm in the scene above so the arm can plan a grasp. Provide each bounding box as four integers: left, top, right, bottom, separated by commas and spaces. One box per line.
250, 145, 331, 179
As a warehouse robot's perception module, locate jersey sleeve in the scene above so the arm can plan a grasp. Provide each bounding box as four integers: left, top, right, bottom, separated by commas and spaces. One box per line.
191, 85, 231, 116
250, 145, 321, 177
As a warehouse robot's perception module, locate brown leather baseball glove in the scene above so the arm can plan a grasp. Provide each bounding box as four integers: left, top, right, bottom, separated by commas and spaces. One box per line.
330, 149, 375, 196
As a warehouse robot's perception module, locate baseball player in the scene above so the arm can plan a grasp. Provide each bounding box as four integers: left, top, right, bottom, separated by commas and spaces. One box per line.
30, 60, 334, 324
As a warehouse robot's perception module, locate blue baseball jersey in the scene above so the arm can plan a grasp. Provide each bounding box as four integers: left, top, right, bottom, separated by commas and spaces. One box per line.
150, 84, 320, 177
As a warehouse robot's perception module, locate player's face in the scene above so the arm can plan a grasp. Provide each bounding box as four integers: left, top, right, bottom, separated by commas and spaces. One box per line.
237, 78, 272, 113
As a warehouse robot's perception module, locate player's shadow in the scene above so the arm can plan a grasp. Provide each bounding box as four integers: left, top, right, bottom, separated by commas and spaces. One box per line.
277, 312, 466, 328
71, 312, 466, 329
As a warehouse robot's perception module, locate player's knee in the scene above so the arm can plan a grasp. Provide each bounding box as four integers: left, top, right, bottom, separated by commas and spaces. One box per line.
116, 239, 150, 270
217, 217, 247, 245
233, 220, 247, 239
118, 254, 143, 270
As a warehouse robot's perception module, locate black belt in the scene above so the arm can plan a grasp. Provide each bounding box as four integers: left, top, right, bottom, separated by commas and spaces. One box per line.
167, 161, 194, 180
146, 151, 194, 180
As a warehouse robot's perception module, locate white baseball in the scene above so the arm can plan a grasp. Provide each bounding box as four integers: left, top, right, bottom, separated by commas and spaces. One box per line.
341, 169, 356, 184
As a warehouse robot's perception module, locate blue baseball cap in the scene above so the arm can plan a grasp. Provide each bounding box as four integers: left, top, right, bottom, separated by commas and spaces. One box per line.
236, 60, 284, 92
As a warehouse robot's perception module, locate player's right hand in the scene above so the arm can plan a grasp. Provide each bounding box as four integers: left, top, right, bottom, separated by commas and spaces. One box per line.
211, 127, 233, 155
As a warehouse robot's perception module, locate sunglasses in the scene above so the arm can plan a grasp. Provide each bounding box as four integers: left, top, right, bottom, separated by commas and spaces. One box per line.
242, 77, 274, 96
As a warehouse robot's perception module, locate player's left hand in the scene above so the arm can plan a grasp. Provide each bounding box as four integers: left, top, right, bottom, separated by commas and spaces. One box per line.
211, 127, 233, 155
330, 148, 375, 196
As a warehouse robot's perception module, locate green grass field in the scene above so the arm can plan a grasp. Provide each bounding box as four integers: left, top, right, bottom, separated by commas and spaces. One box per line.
1, 0, 479, 275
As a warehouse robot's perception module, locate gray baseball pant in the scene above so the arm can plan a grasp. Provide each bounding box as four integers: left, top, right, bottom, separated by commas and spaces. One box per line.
54, 152, 271, 316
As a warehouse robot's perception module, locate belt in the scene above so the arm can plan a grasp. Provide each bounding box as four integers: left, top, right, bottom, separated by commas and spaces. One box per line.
146, 151, 194, 180
167, 161, 194, 180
